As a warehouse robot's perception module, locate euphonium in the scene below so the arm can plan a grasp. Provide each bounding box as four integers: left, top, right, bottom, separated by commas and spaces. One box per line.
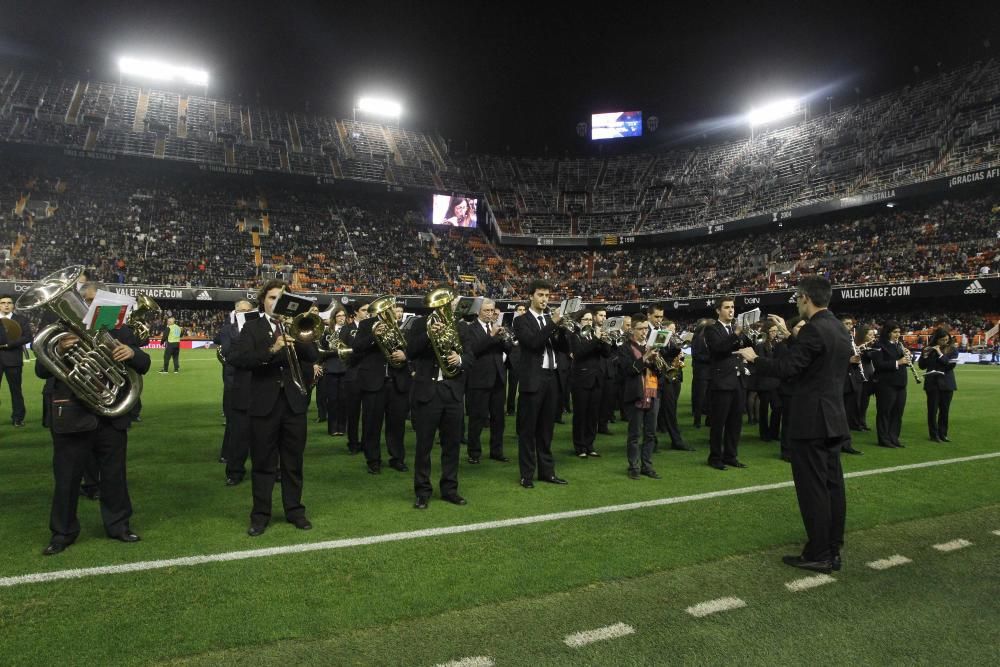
666, 351, 685, 381
127, 293, 160, 342
15, 266, 142, 418
367, 295, 407, 367
424, 287, 463, 378
318, 327, 353, 361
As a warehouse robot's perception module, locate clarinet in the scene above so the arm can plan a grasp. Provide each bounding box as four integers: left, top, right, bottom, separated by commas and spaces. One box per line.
898, 342, 922, 385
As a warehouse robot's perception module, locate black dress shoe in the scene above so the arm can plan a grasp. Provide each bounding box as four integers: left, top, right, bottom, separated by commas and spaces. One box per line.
708, 462, 727, 470
218, 456, 228, 464
80, 488, 100, 500
877, 443, 896, 448
489, 455, 510, 463
895, 442, 906, 448
367, 465, 382, 475
442, 494, 468, 506
467, 457, 481, 464
577, 452, 588, 458
414, 496, 429, 510
780, 455, 792, 463
390, 463, 409, 473
289, 517, 312, 530
940, 436, 951, 442
248, 524, 267, 537
726, 461, 748, 469
225, 477, 243, 486
842, 447, 864, 455
641, 469, 662, 479
832, 554, 842, 572
671, 444, 695, 452
929, 436, 941, 442
519, 478, 534, 489
587, 451, 601, 458
541, 475, 568, 485
597, 429, 612, 435
42, 542, 68, 556
13, 421, 24, 427
782, 554, 833, 574
628, 469, 641, 480
112, 531, 141, 543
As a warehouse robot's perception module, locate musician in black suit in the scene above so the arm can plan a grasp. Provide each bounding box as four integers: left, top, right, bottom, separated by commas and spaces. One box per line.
513, 280, 569, 488
406, 308, 475, 508
737, 276, 851, 574
321, 307, 349, 436
228, 280, 318, 536
754, 322, 782, 442
703, 297, 754, 470
465, 299, 512, 464
775, 316, 806, 462
216, 300, 255, 485
0, 294, 32, 426
690, 319, 713, 429
339, 303, 364, 454
37, 321, 150, 555
657, 320, 693, 451
569, 310, 611, 457
505, 304, 526, 415
593, 308, 617, 435
918, 328, 959, 442
871, 321, 911, 449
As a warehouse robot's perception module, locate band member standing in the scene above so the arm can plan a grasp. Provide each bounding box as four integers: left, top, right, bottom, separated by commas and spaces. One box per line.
872, 321, 910, 449
569, 310, 610, 458
505, 304, 526, 415
704, 297, 754, 470
351, 302, 410, 474
856, 325, 878, 432
322, 307, 349, 436
619, 314, 662, 479
593, 308, 617, 435
736, 276, 851, 574
159, 316, 182, 373
340, 303, 364, 454
216, 300, 255, 485
406, 307, 475, 508
754, 322, 782, 442
0, 294, 32, 427
657, 319, 693, 451
690, 318, 713, 429
513, 280, 569, 488
646, 305, 666, 449
37, 319, 150, 555
229, 280, 317, 536
918, 328, 959, 442
775, 316, 806, 462
465, 299, 511, 464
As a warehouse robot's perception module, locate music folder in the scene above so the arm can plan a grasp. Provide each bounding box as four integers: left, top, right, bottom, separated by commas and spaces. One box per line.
273, 291, 316, 317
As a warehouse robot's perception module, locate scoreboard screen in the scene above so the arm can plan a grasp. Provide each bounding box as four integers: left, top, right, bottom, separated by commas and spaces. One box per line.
591, 111, 642, 140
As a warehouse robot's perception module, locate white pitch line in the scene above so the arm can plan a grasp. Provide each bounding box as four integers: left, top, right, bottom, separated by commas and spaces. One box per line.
563, 622, 635, 648
3, 451, 999, 588
933, 539, 973, 552
991, 530, 1000, 537
686, 597, 747, 618
866, 555, 912, 570
785, 574, 836, 592
434, 658, 494, 667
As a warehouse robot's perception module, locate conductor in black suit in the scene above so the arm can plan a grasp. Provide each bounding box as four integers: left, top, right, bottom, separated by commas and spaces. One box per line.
513, 280, 569, 488
737, 276, 852, 574
0, 294, 32, 426
406, 307, 475, 508
918, 328, 959, 442
704, 297, 754, 470
229, 280, 318, 536
465, 299, 512, 464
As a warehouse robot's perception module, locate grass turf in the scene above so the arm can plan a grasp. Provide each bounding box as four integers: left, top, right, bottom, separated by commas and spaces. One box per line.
0, 351, 997, 665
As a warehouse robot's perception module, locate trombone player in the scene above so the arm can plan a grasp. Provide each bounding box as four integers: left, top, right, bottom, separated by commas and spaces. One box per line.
229, 280, 318, 536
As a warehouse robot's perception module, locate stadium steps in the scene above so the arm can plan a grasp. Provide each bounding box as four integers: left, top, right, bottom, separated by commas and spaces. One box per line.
426, 135, 447, 171
154, 136, 165, 158
64, 81, 84, 124
288, 117, 302, 152
84, 126, 97, 150
432, 173, 444, 189
132, 89, 149, 133
379, 126, 404, 166
331, 157, 343, 179
279, 149, 289, 171
224, 144, 235, 166
176, 97, 188, 138
334, 120, 354, 158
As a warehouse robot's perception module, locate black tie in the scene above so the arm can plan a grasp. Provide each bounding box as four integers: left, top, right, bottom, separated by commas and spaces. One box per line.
539, 315, 555, 369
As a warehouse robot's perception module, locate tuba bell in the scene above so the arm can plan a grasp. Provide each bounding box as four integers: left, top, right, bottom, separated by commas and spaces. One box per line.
127, 293, 160, 343
15, 266, 142, 418
424, 287, 464, 378
367, 295, 407, 367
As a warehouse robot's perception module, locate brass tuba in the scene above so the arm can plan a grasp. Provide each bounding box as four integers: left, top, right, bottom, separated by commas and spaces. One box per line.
424, 287, 463, 378
367, 295, 407, 367
16, 266, 142, 418
127, 293, 160, 342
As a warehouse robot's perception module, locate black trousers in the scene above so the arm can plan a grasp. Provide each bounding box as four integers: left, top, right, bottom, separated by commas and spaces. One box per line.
657, 381, 687, 448
925, 387, 954, 439
412, 384, 462, 498
360, 379, 407, 468
162, 343, 180, 371
315, 373, 328, 421
341, 377, 362, 452
571, 379, 602, 454
50, 422, 132, 544
467, 378, 506, 460
758, 389, 782, 440
505, 367, 519, 414
624, 402, 656, 472
516, 371, 559, 480
858, 382, 875, 429
0, 364, 25, 422
222, 386, 250, 481
598, 373, 616, 429
324, 373, 343, 434
691, 370, 710, 426
875, 384, 906, 446
844, 387, 864, 430
249, 392, 306, 526
708, 388, 745, 465
790, 436, 847, 562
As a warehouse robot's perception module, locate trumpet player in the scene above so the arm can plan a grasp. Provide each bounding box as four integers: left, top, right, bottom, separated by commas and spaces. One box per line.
229, 280, 318, 536
465, 299, 511, 464
657, 319, 694, 452
918, 328, 959, 442
618, 314, 662, 479
569, 310, 611, 458
872, 321, 910, 449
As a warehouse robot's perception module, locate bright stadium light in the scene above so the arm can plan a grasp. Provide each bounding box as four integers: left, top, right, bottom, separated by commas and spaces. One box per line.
357, 97, 402, 118
118, 57, 209, 87
747, 98, 801, 126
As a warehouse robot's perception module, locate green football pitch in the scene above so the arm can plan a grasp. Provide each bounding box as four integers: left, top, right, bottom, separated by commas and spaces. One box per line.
1, 350, 997, 666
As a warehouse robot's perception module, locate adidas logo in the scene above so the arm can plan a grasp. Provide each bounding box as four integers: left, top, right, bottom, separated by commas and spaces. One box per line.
195, 290, 213, 301
964, 280, 987, 295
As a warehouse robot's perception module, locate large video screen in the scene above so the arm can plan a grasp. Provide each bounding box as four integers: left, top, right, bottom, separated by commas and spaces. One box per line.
591, 111, 643, 140
432, 194, 478, 228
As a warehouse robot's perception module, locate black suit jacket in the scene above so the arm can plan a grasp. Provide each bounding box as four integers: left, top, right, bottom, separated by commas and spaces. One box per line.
918, 347, 958, 391
339, 322, 360, 381
228, 316, 318, 416
466, 319, 510, 390
753, 341, 781, 391
618, 341, 657, 404
570, 333, 610, 390
751, 309, 851, 440
406, 316, 474, 404
872, 340, 909, 388
351, 317, 410, 393
704, 321, 753, 391
0, 313, 33, 367
513, 310, 569, 393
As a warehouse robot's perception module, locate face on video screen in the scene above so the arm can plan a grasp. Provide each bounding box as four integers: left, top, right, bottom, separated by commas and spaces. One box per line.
433, 194, 478, 228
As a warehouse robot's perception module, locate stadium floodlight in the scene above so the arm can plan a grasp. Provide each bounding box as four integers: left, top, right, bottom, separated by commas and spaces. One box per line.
357, 97, 402, 118
747, 98, 800, 126
118, 57, 209, 87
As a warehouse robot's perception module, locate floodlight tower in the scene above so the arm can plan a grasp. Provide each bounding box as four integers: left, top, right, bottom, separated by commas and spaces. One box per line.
747, 98, 803, 140
353, 96, 403, 128
118, 56, 210, 97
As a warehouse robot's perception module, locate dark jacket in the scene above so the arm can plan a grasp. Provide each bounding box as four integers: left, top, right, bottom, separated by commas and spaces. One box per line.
0, 313, 33, 367
406, 316, 474, 404
465, 318, 511, 390
569, 332, 610, 390
704, 321, 753, 391
872, 339, 909, 388
918, 347, 959, 392
228, 315, 318, 416
753, 340, 781, 391
618, 341, 657, 404
351, 317, 411, 393
513, 310, 569, 393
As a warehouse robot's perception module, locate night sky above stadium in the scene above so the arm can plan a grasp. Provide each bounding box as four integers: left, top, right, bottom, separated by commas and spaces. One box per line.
2, 0, 997, 154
